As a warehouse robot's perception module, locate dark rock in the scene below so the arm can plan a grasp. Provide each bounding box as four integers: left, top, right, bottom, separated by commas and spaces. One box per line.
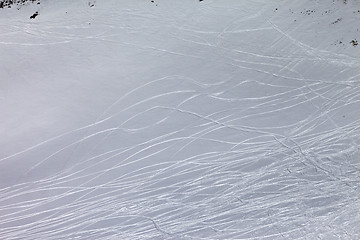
30, 11, 38, 19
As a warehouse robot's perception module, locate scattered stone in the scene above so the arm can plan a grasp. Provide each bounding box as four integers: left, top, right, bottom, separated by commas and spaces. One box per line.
301, 9, 316, 15
331, 18, 342, 24
30, 11, 38, 19
350, 39, 358, 46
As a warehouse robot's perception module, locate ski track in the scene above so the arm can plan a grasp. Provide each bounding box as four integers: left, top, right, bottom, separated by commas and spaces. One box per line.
1, 0, 360, 239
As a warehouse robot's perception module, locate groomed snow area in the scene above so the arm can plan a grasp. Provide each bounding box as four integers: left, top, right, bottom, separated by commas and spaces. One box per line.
1, 0, 360, 239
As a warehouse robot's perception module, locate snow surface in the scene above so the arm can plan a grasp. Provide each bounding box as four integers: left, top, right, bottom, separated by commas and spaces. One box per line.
1, 0, 360, 239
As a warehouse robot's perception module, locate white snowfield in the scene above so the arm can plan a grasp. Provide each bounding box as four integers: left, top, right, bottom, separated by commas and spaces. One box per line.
1, 0, 360, 239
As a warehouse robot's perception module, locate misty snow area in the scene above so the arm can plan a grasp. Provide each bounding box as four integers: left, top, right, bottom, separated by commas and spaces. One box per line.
1, 0, 360, 239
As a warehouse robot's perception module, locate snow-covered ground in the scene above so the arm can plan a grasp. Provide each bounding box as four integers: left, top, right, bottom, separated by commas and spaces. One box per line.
1, 0, 360, 239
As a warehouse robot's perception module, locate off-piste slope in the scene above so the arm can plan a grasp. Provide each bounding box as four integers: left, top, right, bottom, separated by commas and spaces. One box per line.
0, 0, 360, 239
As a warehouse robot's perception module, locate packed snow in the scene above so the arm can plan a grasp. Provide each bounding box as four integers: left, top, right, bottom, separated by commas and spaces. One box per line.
1, 0, 360, 239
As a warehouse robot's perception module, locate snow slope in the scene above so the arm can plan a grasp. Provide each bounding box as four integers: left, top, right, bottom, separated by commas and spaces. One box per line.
1, 0, 360, 239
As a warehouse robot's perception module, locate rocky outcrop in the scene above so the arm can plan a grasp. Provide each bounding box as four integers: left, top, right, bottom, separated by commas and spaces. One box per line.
0, 0, 40, 8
